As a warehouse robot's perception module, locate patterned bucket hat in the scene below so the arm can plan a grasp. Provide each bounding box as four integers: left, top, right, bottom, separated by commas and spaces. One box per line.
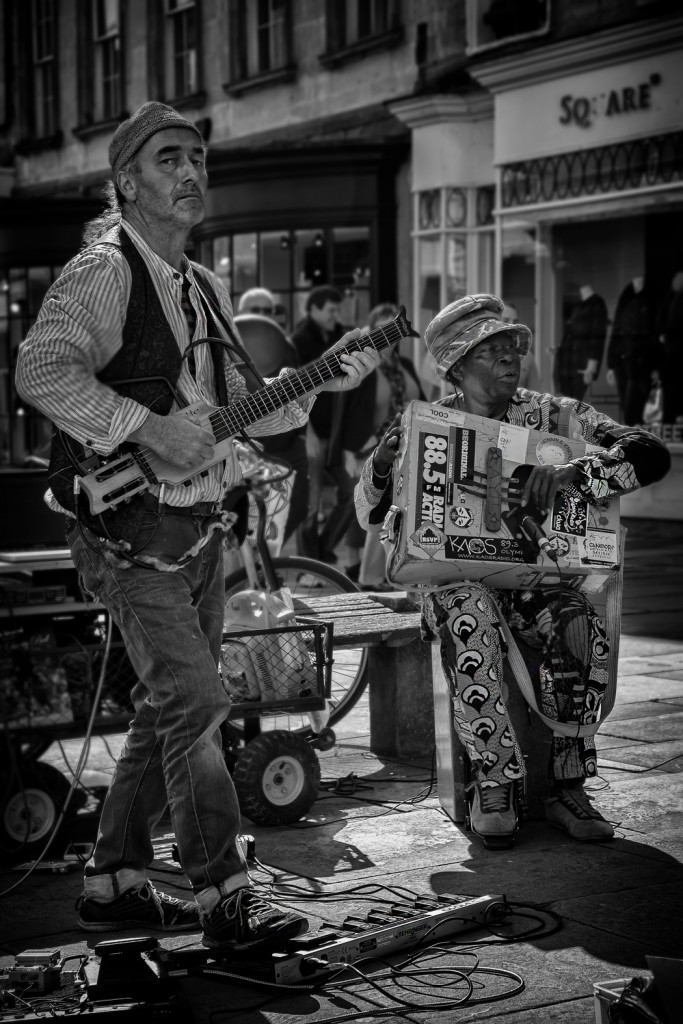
424, 294, 532, 379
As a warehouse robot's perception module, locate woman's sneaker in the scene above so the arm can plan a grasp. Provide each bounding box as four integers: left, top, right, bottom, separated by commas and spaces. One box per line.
76, 882, 199, 932
545, 783, 614, 841
201, 888, 308, 950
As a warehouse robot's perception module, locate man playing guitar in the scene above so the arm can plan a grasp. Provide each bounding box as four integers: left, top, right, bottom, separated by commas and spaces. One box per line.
15, 102, 383, 950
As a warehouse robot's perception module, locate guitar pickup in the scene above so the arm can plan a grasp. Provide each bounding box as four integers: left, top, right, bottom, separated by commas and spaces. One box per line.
94, 457, 139, 481
103, 481, 148, 504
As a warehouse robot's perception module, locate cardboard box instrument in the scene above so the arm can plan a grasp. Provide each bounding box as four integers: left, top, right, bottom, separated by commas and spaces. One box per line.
383, 401, 620, 593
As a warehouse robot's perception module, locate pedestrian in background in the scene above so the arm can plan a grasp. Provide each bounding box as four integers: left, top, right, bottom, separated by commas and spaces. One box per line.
328, 302, 424, 586
236, 287, 309, 544
291, 285, 352, 562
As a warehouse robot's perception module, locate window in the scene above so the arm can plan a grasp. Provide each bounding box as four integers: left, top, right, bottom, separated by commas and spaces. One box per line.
32, 0, 58, 138
413, 186, 495, 393
226, 0, 293, 93
201, 226, 372, 335
93, 0, 121, 122
75, 1, 123, 135
322, 0, 402, 65
250, 0, 287, 76
165, 0, 199, 99
1, 265, 61, 467
467, 0, 549, 54
327, 0, 397, 49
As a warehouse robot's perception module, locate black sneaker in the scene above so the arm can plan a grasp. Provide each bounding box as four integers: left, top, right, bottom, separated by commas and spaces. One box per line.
201, 888, 308, 950
76, 882, 200, 933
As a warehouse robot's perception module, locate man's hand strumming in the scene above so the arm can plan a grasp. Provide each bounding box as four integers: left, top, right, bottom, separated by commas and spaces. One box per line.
129, 411, 215, 470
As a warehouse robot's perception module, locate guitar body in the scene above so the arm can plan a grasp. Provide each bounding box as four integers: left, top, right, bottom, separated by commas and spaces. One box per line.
80, 403, 236, 515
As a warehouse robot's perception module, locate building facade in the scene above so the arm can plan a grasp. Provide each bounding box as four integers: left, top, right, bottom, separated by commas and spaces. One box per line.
0, 1, 680, 513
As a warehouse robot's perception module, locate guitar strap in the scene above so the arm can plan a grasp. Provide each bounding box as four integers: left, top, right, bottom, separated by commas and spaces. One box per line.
190, 269, 267, 398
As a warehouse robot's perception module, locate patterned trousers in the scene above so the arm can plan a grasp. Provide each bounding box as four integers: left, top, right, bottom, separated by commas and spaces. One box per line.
423, 582, 610, 785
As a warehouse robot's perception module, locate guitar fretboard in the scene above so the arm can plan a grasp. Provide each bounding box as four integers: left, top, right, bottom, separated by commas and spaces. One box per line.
207, 313, 415, 443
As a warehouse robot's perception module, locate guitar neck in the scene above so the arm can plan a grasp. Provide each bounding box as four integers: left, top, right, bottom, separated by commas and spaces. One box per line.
209, 307, 419, 441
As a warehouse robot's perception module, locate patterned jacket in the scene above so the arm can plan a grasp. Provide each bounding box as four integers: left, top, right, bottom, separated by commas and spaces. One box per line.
355, 388, 671, 531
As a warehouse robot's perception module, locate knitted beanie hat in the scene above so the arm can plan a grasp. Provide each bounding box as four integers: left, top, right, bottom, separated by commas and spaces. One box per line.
424, 294, 532, 379
109, 101, 204, 177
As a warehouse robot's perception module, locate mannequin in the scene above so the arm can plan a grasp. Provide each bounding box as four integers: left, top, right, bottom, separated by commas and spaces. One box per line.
554, 285, 608, 401
606, 275, 657, 425
656, 270, 683, 424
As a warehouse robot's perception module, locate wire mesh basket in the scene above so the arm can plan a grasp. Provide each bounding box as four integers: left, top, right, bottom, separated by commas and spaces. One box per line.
1, 617, 334, 733
220, 618, 333, 717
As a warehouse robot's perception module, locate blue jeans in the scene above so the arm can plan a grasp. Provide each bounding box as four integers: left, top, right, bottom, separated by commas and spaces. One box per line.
69, 515, 248, 902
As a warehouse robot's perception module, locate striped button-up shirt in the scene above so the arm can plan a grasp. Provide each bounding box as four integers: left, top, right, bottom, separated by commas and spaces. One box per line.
15, 221, 311, 508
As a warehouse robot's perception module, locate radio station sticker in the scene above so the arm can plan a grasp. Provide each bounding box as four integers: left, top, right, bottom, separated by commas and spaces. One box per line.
444, 535, 525, 563
551, 491, 588, 536
448, 426, 476, 484
449, 505, 474, 529
415, 430, 450, 533
411, 523, 446, 558
535, 436, 573, 465
580, 530, 618, 566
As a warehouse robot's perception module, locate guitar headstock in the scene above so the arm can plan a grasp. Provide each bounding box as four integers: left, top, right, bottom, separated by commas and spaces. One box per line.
396, 306, 421, 340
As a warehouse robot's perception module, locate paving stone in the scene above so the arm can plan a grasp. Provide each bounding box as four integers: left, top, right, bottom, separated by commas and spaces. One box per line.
598, 711, 683, 743
593, 738, 683, 772
620, 637, 683, 658
595, 733, 644, 751
617, 654, 683, 675
609, 674, 683, 700
606, 700, 683, 722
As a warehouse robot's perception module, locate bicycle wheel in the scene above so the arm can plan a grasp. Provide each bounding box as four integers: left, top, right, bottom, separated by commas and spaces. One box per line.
223, 556, 368, 735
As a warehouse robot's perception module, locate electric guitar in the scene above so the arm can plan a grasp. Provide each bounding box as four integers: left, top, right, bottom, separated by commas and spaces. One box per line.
77, 306, 420, 515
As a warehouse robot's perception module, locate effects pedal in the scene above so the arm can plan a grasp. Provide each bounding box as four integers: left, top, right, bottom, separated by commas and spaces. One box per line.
270, 892, 509, 985
8, 949, 62, 995
157, 892, 508, 987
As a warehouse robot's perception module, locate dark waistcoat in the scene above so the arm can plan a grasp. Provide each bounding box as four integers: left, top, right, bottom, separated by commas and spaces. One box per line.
48, 230, 226, 545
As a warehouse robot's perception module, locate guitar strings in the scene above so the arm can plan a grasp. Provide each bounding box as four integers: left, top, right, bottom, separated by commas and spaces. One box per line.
126, 317, 409, 470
